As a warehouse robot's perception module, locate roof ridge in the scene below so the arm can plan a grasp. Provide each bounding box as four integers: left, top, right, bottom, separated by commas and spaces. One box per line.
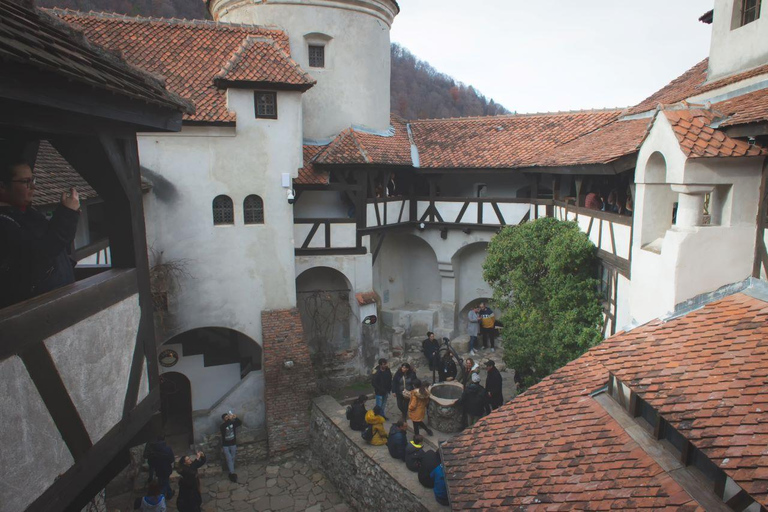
350, 130, 372, 164
44, 8, 285, 35
412, 107, 627, 124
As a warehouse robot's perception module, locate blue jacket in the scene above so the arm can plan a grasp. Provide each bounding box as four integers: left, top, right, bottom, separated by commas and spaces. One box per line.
387, 425, 407, 460
431, 464, 448, 501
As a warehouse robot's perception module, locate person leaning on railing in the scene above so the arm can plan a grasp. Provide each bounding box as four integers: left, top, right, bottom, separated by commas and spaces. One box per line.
0, 153, 80, 309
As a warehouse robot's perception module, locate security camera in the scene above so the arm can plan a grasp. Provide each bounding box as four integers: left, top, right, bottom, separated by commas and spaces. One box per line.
287, 189, 296, 205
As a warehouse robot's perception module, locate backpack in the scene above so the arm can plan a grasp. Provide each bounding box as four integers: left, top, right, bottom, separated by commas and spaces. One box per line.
361, 425, 374, 442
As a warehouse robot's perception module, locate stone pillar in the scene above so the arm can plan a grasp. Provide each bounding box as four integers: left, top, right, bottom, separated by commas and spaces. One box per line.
437, 262, 455, 338
261, 309, 316, 457
671, 184, 714, 229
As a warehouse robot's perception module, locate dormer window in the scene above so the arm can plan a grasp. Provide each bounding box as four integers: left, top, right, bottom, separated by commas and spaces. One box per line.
736, 0, 761, 27
254, 91, 277, 119
308, 45, 325, 68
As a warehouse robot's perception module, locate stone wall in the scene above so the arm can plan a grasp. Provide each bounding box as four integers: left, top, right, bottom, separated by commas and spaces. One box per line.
309, 395, 443, 512
262, 309, 317, 457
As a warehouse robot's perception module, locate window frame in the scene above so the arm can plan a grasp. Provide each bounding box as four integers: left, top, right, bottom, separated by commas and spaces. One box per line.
308, 44, 325, 68
243, 194, 265, 225
734, 0, 762, 27
254, 91, 278, 120
212, 195, 235, 226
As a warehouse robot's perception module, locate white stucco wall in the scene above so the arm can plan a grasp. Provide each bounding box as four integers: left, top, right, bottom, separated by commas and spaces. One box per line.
45, 296, 141, 443
708, 0, 768, 80
630, 113, 766, 324
210, 0, 396, 139
453, 241, 492, 313
140, 89, 303, 350
0, 357, 74, 512
294, 190, 351, 218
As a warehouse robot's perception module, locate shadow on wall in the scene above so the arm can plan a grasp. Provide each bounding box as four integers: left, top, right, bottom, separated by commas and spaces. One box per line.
374, 233, 441, 309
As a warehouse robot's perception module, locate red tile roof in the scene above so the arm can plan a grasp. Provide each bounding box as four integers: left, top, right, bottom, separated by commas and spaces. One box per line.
0, 2, 191, 115
444, 289, 768, 509
536, 117, 653, 167
314, 115, 412, 166
48, 9, 308, 124
714, 87, 768, 128
297, 144, 330, 185
628, 58, 768, 116
664, 109, 767, 158
33, 141, 98, 207
213, 36, 315, 91
409, 109, 624, 169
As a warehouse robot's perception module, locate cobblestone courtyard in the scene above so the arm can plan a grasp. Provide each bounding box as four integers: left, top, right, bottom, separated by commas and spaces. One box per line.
108, 451, 350, 512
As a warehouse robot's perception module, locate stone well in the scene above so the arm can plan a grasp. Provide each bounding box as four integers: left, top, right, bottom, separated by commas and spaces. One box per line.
428, 381, 464, 433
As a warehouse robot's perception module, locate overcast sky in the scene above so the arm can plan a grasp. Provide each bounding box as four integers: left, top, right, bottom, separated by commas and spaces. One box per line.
390, 1, 714, 113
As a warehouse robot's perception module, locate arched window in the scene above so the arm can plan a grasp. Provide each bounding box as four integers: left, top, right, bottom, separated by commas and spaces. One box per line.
212, 195, 234, 225
243, 195, 264, 224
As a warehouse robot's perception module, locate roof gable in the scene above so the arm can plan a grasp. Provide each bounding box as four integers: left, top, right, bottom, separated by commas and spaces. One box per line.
48, 9, 308, 124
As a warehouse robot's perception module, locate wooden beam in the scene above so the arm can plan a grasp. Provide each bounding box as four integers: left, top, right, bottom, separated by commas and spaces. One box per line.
325, 222, 331, 248
491, 202, 506, 225
24, 388, 160, 512
454, 202, 469, 223
0, 269, 138, 361
20, 343, 93, 461
301, 222, 321, 249
65, 449, 131, 512
295, 247, 367, 256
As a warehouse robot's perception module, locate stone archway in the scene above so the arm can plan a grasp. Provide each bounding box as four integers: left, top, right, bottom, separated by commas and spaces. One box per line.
374, 233, 441, 309
451, 242, 493, 336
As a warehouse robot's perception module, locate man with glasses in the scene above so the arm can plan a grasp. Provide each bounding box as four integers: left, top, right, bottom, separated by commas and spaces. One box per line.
0, 154, 80, 308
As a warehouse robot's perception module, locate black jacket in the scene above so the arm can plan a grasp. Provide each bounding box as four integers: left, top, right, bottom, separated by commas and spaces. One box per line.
177, 455, 206, 512
147, 442, 175, 478
0, 204, 78, 308
392, 370, 417, 396
458, 383, 489, 417
405, 441, 425, 472
418, 450, 440, 488
422, 337, 440, 358
372, 367, 393, 396
486, 367, 503, 408
220, 418, 242, 447
438, 358, 457, 382
387, 425, 407, 460
346, 402, 367, 431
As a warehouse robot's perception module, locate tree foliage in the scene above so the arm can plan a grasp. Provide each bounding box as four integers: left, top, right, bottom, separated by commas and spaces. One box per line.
483, 218, 603, 389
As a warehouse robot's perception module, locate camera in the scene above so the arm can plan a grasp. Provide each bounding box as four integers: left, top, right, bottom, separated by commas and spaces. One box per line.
287, 189, 295, 204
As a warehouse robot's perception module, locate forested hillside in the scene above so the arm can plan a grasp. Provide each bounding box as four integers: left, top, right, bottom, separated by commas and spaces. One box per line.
36, 1, 510, 119
390, 43, 509, 119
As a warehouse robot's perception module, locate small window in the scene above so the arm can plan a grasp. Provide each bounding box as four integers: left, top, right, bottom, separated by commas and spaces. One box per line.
243, 195, 264, 224
254, 92, 277, 119
212, 195, 234, 225
308, 45, 325, 68
739, 0, 761, 26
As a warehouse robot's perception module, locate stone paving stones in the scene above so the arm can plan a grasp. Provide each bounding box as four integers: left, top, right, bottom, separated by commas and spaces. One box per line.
108, 450, 349, 512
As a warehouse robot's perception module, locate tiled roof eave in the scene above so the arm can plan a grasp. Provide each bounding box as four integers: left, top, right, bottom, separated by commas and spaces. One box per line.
213, 78, 315, 92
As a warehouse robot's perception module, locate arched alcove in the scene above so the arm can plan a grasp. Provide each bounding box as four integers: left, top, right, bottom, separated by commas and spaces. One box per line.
644, 151, 668, 184
374, 233, 441, 308
451, 242, 492, 318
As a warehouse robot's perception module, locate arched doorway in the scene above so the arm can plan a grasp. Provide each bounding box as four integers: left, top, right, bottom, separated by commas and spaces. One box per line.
296, 267, 358, 386
452, 242, 493, 334
374, 233, 441, 308
159, 372, 192, 453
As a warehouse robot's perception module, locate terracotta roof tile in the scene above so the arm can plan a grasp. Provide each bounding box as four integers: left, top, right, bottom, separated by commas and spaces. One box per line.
0, 2, 190, 115
628, 58, 768, 116
214, 36, 314, 90
663, 109, 767, 158
33, 141, 98, 207
48, 9, 305, 124
408, 110, 626, 169
444, 291, 768, 509
296, 144, 330, 185
714, 87, 768, 127
315, 114, 412, 166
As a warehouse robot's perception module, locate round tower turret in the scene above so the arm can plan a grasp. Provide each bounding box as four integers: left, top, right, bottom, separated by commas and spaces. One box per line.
208, 0, 400, 140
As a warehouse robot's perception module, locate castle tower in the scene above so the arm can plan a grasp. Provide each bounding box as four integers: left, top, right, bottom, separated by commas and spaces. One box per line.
208, 0, 400, 140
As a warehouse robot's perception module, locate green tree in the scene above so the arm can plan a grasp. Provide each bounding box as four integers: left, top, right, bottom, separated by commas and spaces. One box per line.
483, 217, 603, 389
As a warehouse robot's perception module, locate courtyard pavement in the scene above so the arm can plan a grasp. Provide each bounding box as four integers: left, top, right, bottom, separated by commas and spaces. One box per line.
108, 451, 350, 512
